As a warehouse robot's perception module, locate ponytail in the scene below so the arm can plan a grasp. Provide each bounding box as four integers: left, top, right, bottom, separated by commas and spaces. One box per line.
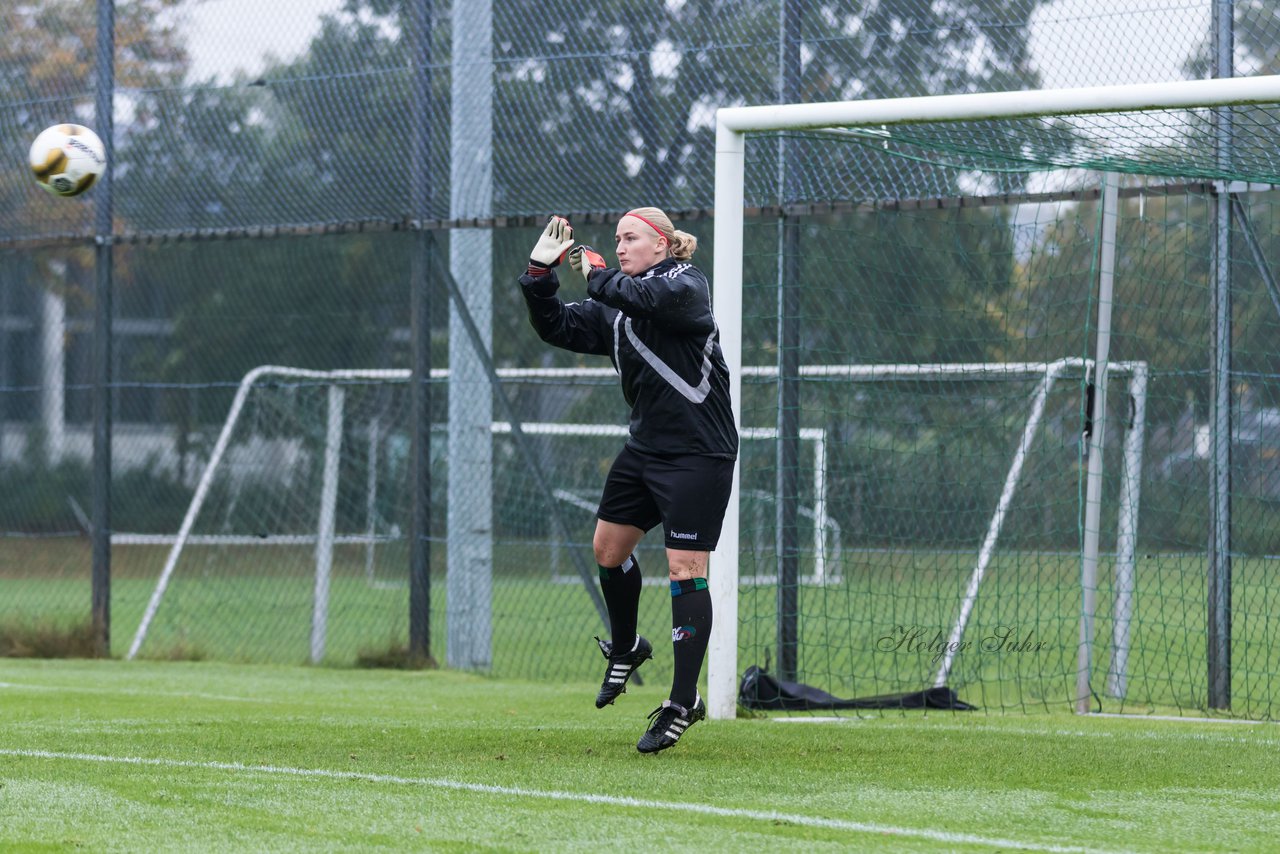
668, 229, 697, 261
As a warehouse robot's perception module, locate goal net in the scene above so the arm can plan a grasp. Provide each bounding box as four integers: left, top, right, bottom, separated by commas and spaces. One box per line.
123, 365, 639, 670
122, 365, 834, 675
711, 77, 1280, 721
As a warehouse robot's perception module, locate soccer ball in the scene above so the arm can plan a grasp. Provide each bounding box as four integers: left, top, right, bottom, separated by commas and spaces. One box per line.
28, 124, 107, 197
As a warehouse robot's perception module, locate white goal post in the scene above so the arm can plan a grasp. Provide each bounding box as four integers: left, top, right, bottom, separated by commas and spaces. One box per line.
708, 74, 1280, 720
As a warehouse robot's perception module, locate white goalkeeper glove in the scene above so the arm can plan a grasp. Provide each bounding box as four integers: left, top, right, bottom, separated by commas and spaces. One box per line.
568, 244, 607, 285
528, 215, 574, 275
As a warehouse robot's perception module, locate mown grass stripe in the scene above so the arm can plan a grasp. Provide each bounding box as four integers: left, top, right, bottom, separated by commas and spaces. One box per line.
1, 747, 1125, 853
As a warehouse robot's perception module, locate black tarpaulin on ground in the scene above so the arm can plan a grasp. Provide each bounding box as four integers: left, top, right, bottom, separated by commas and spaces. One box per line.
739, 665, 977, 711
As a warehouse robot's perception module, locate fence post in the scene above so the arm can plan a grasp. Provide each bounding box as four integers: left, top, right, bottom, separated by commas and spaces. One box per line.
91, 0, 116, 658
408, 0, 435, 662
1208, 0, 1234, 711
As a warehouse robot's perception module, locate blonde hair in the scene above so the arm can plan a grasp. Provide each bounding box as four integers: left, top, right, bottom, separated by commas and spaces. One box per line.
624, 207, 698, 261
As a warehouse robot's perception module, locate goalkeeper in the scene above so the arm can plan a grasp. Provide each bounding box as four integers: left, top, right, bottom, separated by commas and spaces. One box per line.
519, 209, 738, 754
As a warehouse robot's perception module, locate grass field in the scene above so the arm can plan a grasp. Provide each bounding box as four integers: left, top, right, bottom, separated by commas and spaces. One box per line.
2, 658, 1279, 852
5, 536, 1280, 718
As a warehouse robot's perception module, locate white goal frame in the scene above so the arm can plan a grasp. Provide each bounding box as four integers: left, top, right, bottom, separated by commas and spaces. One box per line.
124, 365, 835, 662
708, 74, 1280, 720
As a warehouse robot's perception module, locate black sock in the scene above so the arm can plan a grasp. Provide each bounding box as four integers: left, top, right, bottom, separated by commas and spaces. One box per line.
598, 554, 642, 654
669, 577, 712, 708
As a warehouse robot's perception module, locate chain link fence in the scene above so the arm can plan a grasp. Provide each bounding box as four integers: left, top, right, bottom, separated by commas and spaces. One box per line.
4, 0, 1280, 717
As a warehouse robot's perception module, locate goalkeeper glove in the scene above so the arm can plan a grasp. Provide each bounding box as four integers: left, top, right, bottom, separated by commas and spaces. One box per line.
528, 215, 574, 275
568, 244, 607, 284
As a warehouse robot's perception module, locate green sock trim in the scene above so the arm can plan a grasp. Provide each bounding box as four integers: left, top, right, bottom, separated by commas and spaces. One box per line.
670, 577, 709, 596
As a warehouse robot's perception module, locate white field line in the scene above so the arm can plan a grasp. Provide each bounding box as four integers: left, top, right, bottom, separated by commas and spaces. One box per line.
775, 713, 1276, 729
0, 748, 1123, 854
1086, 712, 1273, 726
840, 718, 1280, 747
765, 715, 1280, 746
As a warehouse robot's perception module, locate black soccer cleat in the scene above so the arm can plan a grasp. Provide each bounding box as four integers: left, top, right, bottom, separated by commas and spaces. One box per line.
594, 635, 653, 708
636, 694, 706, 754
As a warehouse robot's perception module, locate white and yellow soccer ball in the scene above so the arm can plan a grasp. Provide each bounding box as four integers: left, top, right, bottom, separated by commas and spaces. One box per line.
28, 123, 107, 197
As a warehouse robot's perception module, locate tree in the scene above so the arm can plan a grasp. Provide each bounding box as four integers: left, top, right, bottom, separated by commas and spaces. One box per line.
0, 0, 189, 240
7, 0, 1059, 390
0, 0, 192, 403
134, 5, 428, 387
492, 0, 1046, 214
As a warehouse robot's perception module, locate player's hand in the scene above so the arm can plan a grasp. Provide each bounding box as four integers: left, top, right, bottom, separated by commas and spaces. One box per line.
528, 215, 574, 273
568, 244, 606, 284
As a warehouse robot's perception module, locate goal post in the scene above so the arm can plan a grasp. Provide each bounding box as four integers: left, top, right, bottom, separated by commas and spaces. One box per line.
709, 75, 1280, 721
125, 366, 409, 663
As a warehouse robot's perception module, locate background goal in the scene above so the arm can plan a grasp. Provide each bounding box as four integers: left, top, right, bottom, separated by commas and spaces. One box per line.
122, 365, 836, 671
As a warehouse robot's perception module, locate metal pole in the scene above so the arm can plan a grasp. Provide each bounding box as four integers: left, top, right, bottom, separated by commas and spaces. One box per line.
1108, 365, 1148, 699
811, 435, 828, 582
408, 0, 434, 661
775, 0, 802, 682
311, 384, 344, 664
1079, 175, 1119, 713
91, 0, 115, 657
1208, 0, 1234, 711
40, 283, 66, 463
365, 417, 380, 583
447, 0, 494, 671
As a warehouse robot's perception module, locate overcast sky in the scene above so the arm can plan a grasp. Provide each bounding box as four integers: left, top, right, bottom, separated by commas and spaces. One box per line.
182, 0, 344, 83
182, 0, 1211, 90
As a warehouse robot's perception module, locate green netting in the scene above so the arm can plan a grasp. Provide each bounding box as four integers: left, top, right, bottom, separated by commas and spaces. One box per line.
4, 0, 1280, 721
735, 152, 1280, 718
743, 106, 1280, 208
9, 1, 1280, 244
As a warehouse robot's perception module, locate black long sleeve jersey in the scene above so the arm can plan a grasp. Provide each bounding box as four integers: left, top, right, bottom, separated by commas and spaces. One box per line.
520, 257, 738, 460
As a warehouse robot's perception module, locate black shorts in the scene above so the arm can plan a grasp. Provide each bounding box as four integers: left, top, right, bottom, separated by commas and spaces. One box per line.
596, 445, 736, 551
